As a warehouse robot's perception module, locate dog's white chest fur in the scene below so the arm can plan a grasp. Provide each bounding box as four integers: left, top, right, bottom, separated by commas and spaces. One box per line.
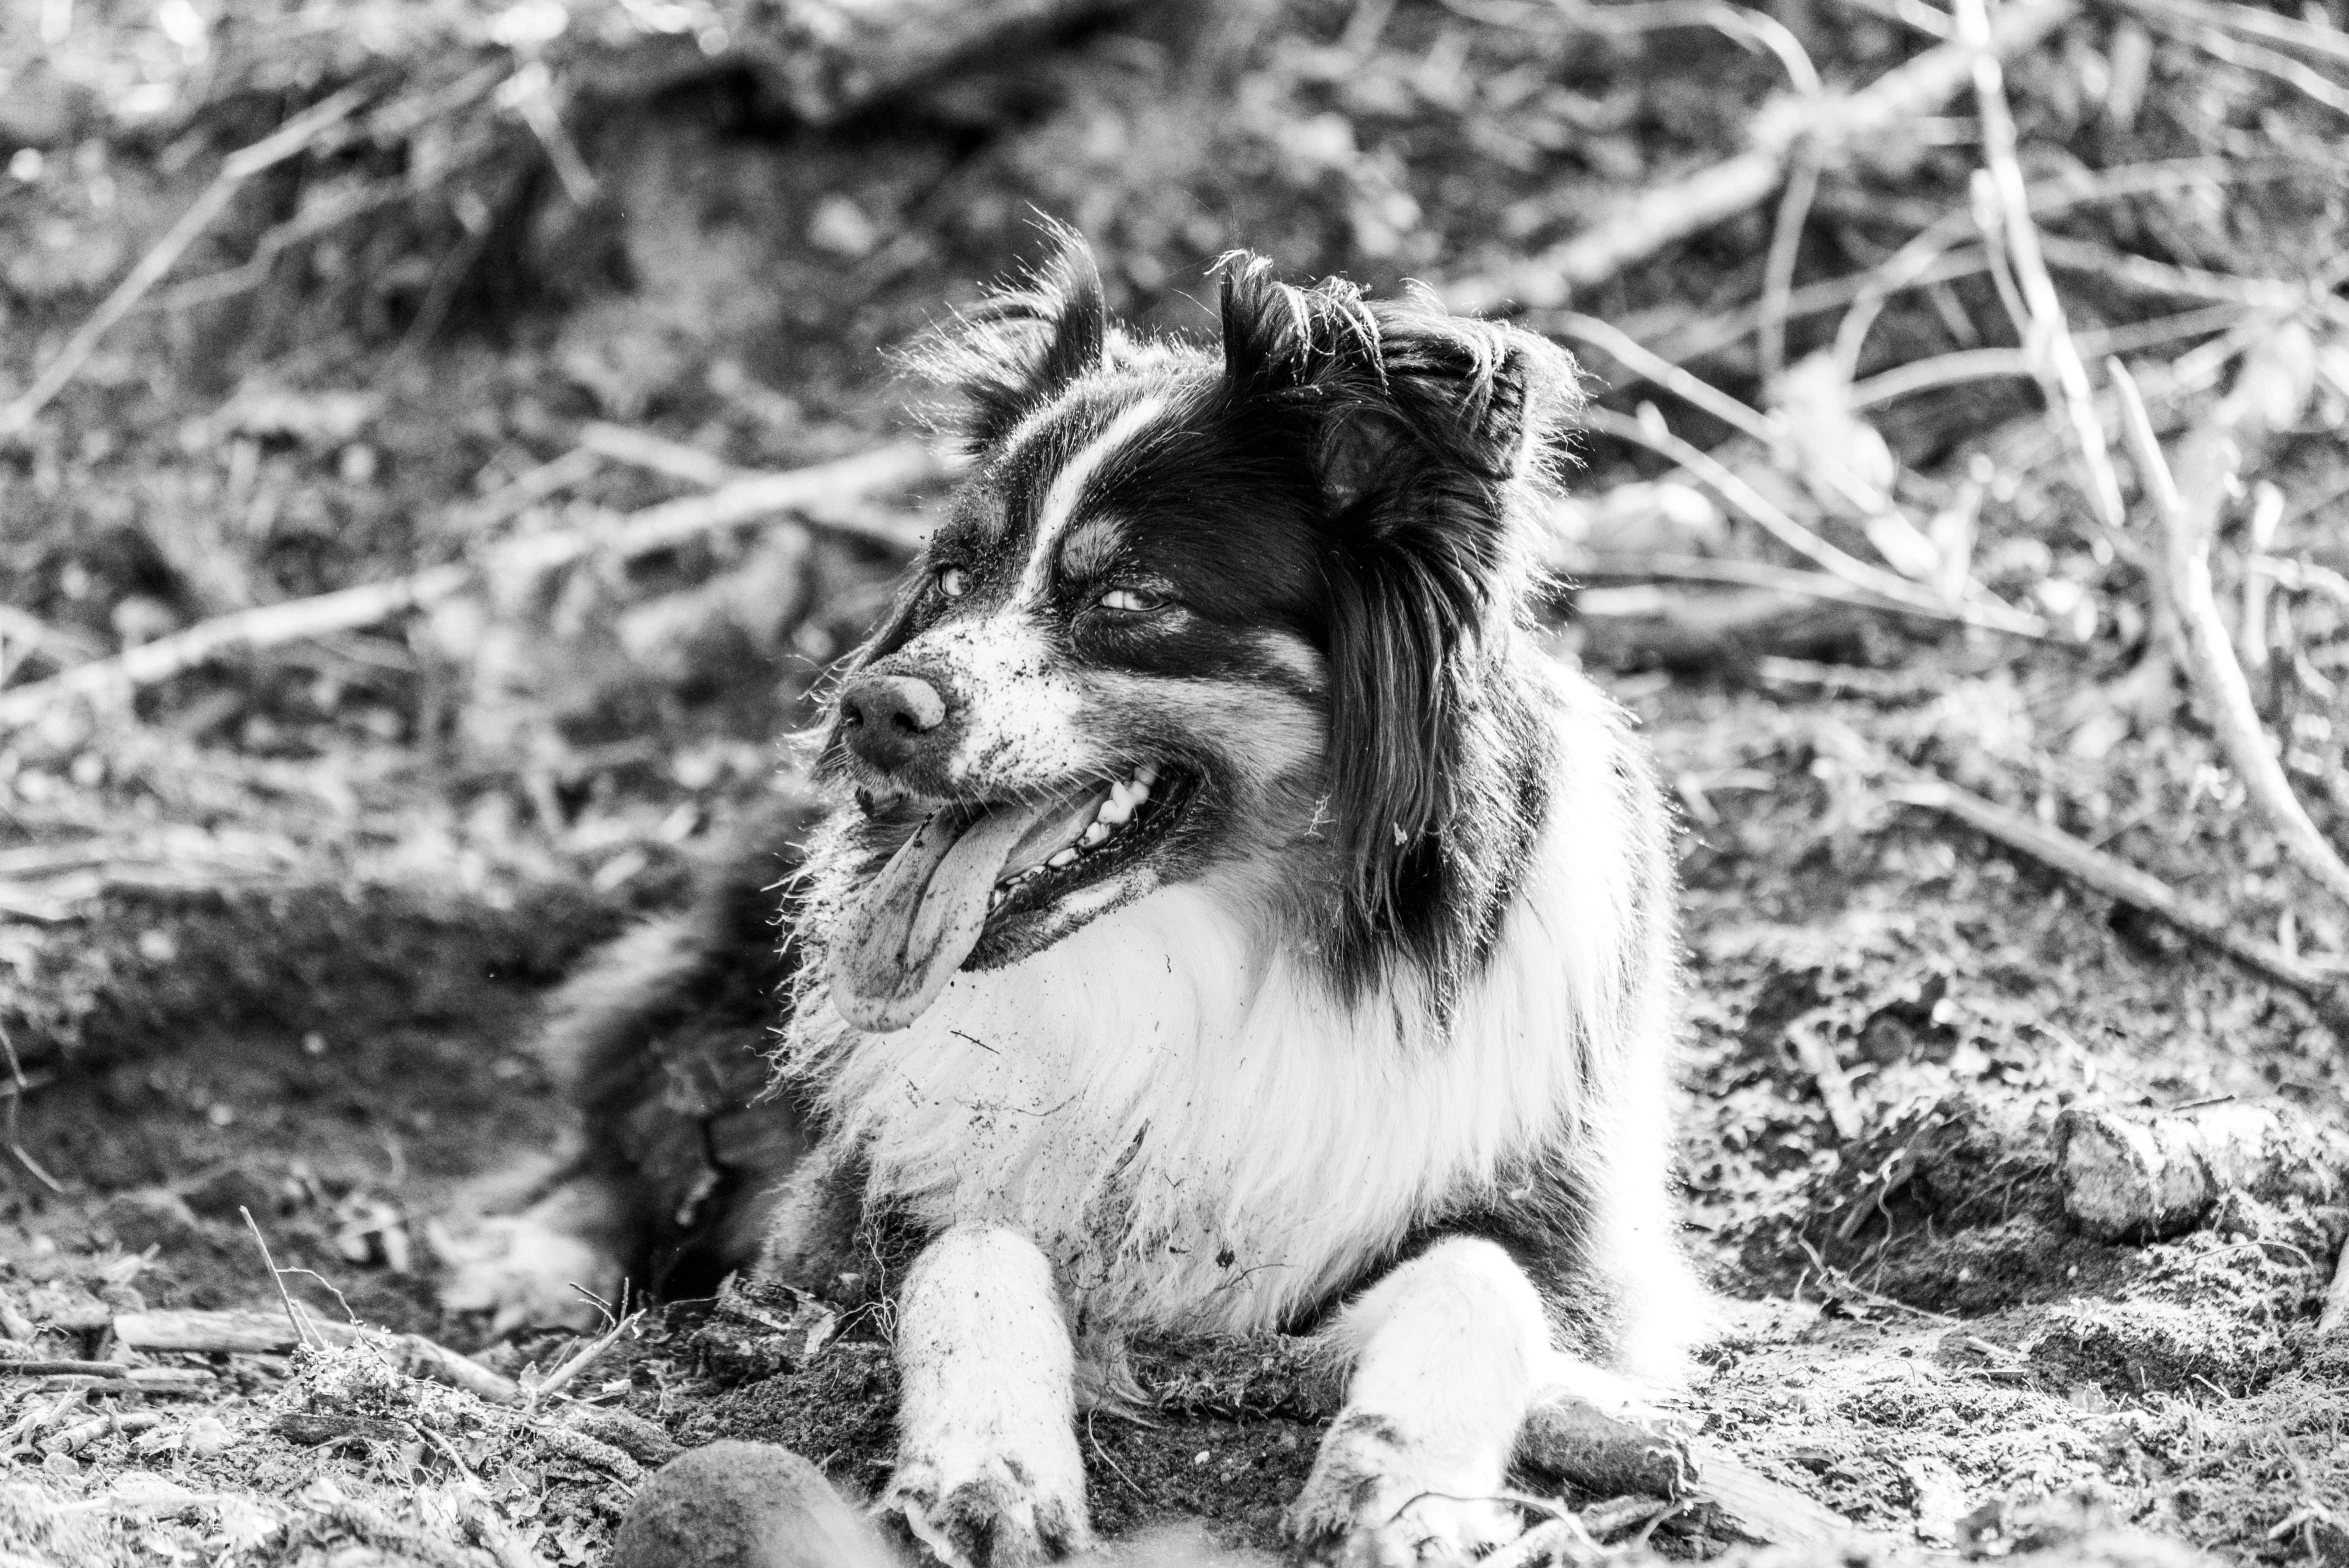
801, 697, 1654, 1336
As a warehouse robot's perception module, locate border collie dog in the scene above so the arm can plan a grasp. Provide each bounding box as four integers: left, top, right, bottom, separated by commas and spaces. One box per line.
446, 240, 1697, 1565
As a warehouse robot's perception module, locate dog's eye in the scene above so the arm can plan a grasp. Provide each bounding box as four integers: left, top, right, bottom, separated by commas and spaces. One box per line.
935, 566, 969, 600
1099, 586, 1167, 613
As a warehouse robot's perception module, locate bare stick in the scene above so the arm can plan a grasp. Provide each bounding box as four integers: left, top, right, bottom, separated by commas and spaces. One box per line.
1890, 777, 2349, 1023
2109, 351, 2349, 911
1568, 548, 1975, 611
578, 422, 751, 489
1821, 0, 1954, 36
1953, 0, 2124, 532
1758, 150, 1823, 393
1848, 303, 2248, 406
0, 1023, 61, 1195
526, 1309, 641, 1408
2125, 0, 2349, 115
1440, 0, 2071, 309
0, 441, 947, 729
240, 1207, 317, 1352
1578, 407, 2041, 634
115, 1307, 521, 1405
1828, 156, 2295, 382
2036, 235, 2345, 320
0, 84, 373, 442
1554, 314, 1921, 542
2122, 0, 2349, 65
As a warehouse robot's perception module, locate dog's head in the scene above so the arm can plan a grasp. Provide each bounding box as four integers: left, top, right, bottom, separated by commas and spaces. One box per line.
818, 238, 1582, 1032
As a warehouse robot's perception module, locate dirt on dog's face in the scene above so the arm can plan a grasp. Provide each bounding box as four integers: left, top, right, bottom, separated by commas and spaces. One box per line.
820, 375, 1336, 1033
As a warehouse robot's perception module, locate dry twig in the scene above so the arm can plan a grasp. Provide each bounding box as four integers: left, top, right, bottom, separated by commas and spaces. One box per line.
0, 84, 376, 442
0, 442, 946, 730
1953, 0, 2124, 532
1891, 777, 2349, 1024
114, 1308, 522, 1405
1826, 156, 2297, 383
577, 422, 752, 489
1441, 0, 2072, 309
1578, 407, 2041, 634
2109, 347, 2349, 912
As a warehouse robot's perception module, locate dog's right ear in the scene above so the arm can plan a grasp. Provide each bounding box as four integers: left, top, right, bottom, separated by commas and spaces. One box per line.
909, 229, 1109, 452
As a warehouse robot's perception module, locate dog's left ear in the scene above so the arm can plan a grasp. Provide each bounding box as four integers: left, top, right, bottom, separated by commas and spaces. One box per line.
1217, 253, 1582, 543
1217, 254, 1583, 963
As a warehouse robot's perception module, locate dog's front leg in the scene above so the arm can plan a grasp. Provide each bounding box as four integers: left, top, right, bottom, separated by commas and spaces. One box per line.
1287, 1237, 1559, 1567
885, 1228, 1091, 1568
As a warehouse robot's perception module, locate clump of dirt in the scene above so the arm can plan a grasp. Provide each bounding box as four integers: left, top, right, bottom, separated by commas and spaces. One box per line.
2023, 1299, 2296, 1400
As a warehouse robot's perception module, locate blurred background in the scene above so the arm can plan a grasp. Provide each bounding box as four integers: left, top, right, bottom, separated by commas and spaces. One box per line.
4, 0, 2349, 1562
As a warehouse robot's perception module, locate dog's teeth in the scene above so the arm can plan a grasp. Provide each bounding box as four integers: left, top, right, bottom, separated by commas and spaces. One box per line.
1134, 762, 1158, 787
1080, 821, 1111, 847
1098, 795, 1133, 826
1047, 847, 1079, 869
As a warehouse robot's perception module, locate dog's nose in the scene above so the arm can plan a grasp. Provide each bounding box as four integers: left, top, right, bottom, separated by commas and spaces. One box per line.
837, 674, 948, 772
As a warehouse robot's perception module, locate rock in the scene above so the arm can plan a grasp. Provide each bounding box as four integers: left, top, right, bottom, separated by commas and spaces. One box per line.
610, 1440, 901, 1568
179, 1163, 280, 1223
97, 1188, 207, 1254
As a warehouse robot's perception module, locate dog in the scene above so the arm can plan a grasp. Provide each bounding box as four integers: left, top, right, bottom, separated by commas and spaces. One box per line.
444, 238, 1700, 1566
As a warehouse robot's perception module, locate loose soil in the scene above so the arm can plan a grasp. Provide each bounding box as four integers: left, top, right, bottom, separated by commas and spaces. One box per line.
5, 0, 2349, 1563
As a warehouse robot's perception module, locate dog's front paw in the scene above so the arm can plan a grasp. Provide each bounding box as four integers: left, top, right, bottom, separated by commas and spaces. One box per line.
435, 1212, 621, 1335
883, 1431, 1090, 1568
1284, 1413, 1523, 1567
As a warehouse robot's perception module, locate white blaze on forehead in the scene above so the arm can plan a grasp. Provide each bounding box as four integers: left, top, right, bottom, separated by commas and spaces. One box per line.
1018, 395, 1171, 602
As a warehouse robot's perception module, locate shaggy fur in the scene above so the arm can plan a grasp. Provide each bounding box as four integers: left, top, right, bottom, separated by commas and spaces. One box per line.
444, 238, 1699, 1565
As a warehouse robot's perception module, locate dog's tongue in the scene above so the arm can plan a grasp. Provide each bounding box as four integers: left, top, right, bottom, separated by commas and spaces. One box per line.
827, 802, 1045, 1032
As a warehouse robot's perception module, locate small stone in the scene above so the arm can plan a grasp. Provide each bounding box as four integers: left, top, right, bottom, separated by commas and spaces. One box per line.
610, 1441, 896, 1568
97, 1188, 205, 1254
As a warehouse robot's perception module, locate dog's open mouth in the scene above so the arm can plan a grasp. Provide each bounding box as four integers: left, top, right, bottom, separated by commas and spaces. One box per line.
827, 762, 1193, 1032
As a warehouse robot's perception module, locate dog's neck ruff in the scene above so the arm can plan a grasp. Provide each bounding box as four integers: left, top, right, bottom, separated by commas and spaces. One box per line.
787, 674, 1656, 1337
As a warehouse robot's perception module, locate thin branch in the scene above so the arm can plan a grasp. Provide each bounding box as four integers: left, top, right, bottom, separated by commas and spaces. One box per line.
1828, 156, 2298, 382
578, 422, 752, 489
526, 1308, 642, 1409
2120, 0, 2349, 66
1892, 777, 2349, 1025
2037, 235, 2347, 321
1758, 150, 1823, 394
2110, 350, 2349, 912
240, 1207, 319, 1352
1566, 549, 1966, 611
1953, 0, 2124, 530
1820, 0, 1953, 37
1578, 406, 2043, 634
2124, 0, 2349, 115
0, 1023, 62, 1195
1440, 0, 2072, 309
1556, 312, 1910, 529
1848, 303, 2247, 408
0, 442, 947, 729
0, 84, 375, 442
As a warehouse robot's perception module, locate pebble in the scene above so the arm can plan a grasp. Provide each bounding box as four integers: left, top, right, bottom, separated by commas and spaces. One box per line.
609, 1441, 901, 1568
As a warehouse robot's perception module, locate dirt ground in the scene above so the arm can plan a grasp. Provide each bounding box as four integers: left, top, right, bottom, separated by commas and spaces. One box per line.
5, 0, 2349, 1562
